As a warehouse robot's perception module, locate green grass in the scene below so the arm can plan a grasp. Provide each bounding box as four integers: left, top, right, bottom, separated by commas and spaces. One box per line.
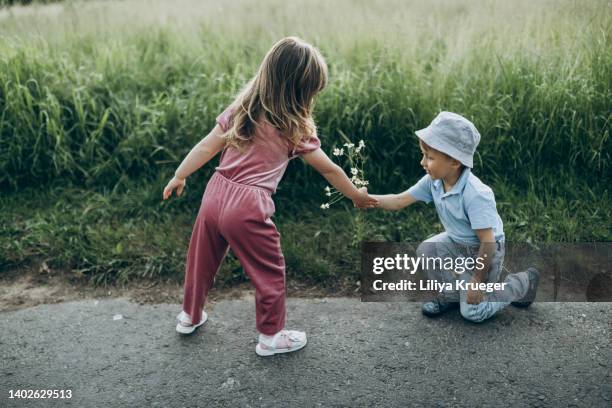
0, 0, 610, 192
1, 181, 609, 288
0, 0, 610, 287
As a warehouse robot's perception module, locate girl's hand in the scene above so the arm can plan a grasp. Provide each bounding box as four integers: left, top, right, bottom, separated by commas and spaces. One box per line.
353, 187, 378, 209
163, 176, 186, 200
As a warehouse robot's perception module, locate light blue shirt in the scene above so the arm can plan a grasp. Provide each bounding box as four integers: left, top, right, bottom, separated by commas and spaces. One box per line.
407, 167, 505, 245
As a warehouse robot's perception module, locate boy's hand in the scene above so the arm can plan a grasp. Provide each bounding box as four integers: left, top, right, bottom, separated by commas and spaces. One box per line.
163, 176, 186, 200
466, 278, 484, 305
353, 187, 378, 209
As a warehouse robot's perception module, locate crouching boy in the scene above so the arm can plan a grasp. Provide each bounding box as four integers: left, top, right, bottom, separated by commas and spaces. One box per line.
369, 112, 540, 322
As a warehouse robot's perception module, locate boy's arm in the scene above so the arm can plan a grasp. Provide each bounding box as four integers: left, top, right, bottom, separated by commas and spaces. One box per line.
371, 173, 432, 210
302, 148, 378, 208
174, 124, 226, 179
370, 191, 417, 211
466, 228, 496, 305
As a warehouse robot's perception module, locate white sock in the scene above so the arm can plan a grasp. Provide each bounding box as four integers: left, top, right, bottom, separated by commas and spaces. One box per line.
259, 331, 281, 345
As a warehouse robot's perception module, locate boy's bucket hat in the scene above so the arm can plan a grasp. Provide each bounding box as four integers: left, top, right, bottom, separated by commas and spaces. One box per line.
415, 111, 481, 168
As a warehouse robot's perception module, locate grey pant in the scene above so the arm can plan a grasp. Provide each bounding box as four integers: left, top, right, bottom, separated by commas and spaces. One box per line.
417, 232, 530, 323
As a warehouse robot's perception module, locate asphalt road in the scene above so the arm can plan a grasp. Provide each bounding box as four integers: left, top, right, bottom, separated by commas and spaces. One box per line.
1, 298, 610, 407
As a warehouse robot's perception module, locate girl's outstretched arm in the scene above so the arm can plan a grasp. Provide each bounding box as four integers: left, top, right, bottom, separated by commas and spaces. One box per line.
302, 148, 378, 208
163, 125, 226, 200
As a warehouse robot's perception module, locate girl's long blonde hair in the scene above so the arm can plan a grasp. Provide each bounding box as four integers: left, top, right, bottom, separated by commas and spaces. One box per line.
224, 37, 328, 151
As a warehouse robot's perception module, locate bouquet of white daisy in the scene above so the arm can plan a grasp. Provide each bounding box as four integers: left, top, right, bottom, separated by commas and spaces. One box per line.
321, 136, 369, 210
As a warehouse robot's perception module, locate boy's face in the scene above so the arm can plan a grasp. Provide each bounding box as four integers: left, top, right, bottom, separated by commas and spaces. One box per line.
419, 141, 460, 180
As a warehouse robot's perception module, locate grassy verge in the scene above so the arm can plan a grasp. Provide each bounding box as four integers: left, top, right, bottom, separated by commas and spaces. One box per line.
2, 178, 609, 289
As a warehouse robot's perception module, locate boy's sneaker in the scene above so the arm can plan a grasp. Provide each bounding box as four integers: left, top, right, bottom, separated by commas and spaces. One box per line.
511, 267, 540, 308
175, 310, 207, 335
422, 298, 459, 317
255, 330, 307, 357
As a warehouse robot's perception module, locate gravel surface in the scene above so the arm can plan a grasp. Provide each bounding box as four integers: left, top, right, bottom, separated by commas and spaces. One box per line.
1, 298, 610, 407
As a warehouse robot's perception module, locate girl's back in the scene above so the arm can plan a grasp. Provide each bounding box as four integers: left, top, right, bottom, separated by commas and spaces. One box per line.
214, 106, 320, 194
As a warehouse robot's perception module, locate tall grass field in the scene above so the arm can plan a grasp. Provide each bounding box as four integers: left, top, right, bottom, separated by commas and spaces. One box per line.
1, 0, 610, 289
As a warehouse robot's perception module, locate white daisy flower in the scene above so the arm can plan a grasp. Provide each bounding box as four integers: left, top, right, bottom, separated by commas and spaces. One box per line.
351, 168, 359, 175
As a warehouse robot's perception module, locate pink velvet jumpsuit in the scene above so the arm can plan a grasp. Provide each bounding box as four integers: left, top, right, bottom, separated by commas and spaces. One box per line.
181, 106, 321, 335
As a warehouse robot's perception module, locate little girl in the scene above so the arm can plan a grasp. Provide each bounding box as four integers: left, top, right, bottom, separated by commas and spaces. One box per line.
162, 37, 378, 356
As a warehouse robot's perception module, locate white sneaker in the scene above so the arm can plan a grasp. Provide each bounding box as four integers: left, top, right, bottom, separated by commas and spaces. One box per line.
255, 330, 307, 356
175, 310, 207, 335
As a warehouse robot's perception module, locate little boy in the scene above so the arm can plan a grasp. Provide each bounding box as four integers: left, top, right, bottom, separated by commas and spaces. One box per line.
370, 112, 540, 322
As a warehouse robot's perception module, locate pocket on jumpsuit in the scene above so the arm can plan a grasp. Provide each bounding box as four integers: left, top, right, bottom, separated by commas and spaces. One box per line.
258, 191, 276, 220
257, 190, 283, 268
